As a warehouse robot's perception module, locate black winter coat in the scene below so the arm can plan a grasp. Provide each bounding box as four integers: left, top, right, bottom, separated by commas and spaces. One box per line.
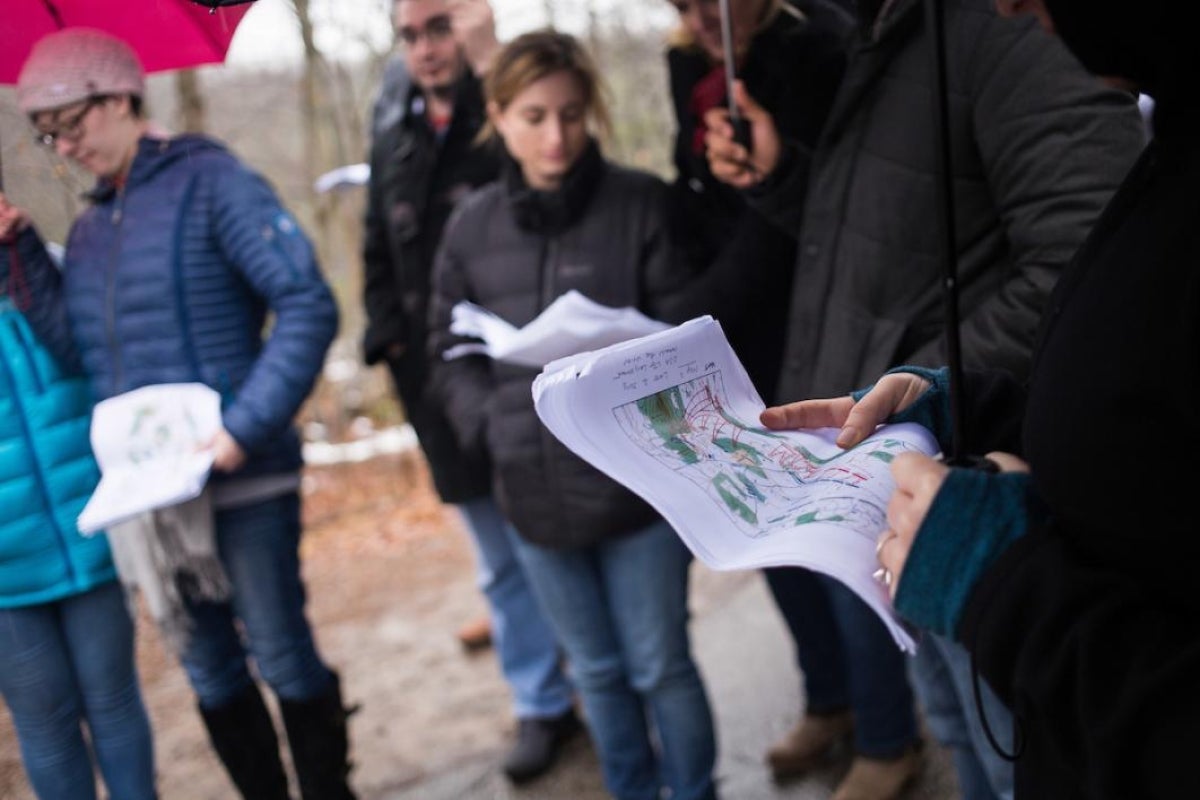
953, 4, 1200, 794
362, 72, 498, 502
749, 0, 1144, 402
428, 145, 692, 548
668, 0, 850, 403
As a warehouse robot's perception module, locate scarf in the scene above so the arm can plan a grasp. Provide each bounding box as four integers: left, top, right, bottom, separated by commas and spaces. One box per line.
106, 490, 231, 653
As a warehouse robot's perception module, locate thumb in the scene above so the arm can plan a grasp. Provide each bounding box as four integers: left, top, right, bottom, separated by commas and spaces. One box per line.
731, 81, 768, 123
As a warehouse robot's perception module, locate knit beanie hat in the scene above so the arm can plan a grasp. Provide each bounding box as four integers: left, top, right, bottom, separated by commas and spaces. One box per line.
17, 29, 145, 114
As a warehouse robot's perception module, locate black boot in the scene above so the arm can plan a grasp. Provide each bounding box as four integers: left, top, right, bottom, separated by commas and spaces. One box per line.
502, 708, 581, 784
198, 683, 292, 800
279, 673, 357, 800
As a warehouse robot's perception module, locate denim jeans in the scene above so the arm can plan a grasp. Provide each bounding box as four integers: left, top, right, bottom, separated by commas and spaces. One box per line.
511, 519, 716, 800
181, 491, 335, 708
457, 496, 573, 719
910, 633, 1014, 800
0, 581, 156, 800
765, 566, 917, 757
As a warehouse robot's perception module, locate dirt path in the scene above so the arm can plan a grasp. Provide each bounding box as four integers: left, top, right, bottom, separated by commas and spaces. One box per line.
0, 452, 541, 799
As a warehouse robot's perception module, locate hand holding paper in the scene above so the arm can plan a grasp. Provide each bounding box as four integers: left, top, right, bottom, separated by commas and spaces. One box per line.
77, 383, 223, 534
532, 318, 938, 651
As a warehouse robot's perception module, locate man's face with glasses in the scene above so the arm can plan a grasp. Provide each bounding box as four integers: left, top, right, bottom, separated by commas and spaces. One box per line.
394, 0, 466, 95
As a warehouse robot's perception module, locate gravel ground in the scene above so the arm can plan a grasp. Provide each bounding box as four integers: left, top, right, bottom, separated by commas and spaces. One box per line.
0, 451, 959, 799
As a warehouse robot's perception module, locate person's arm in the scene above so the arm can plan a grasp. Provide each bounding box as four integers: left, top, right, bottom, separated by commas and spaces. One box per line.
703, 82, 816, 237
962, 533, 1200, 799
904, 17, 1144, 376
208, 163, 338, 456
361, 133, 408, 365
426, 203, 493, 456
882, 458, 1200, 798
0, 195, 81, 372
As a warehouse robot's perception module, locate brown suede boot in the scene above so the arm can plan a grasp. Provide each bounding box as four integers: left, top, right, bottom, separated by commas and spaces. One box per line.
831, 746, 922, 800
766, 710, 854, 780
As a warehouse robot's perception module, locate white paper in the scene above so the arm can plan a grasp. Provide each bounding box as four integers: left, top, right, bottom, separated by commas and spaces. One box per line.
445, 289, 671, 368
533, 317, 939, 652
77, 383, 223, 534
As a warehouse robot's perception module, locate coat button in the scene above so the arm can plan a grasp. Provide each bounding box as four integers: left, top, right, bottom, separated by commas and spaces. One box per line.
688, 178, 705, 193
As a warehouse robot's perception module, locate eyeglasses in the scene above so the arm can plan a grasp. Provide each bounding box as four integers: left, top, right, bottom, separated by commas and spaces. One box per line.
396, 14, 454, 47
32, 96, 106, 148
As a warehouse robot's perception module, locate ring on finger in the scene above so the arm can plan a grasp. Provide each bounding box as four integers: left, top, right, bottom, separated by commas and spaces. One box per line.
875, 528, 899, 559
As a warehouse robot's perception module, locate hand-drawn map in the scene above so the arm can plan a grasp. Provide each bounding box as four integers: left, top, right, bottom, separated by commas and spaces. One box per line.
612, 370, 922, 543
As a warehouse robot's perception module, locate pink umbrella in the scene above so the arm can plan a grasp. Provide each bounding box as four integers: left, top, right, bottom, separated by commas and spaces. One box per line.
0, 1, 250, 82
0, 1, 253, 188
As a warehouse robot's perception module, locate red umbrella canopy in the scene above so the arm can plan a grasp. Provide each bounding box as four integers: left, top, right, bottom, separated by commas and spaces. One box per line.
0, 0, 252, 82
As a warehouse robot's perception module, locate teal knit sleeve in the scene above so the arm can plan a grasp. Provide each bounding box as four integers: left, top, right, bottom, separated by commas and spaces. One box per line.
850, 366, 953, 451
893, 469, 1037, 638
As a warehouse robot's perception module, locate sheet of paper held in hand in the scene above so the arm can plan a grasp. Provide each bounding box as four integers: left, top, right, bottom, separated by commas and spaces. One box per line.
445, 289, 671, 368
533, 317, 938, 652
77, 383, 222, 534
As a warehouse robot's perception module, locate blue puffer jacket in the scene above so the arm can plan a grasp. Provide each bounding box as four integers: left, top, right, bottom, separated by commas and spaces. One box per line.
0, 298, 114, 608
2, 136, 338, 478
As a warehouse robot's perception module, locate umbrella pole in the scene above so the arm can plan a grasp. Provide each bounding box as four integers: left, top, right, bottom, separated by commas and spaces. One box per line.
923, 0, 969, 463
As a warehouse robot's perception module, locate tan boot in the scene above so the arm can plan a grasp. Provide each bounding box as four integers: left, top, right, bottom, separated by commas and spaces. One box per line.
456, 615, 492, 652
831, 746, 922, 800
766, 710, 854, 780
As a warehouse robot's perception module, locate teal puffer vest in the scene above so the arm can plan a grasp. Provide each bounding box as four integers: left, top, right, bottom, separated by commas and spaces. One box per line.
0, 297, 114, 608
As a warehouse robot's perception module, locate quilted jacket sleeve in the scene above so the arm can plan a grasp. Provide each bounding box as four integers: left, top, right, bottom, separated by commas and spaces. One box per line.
426, 201, 494, 458
905, 16, 1144, 373
0, 227, 82, 373
208, 163, 339, 454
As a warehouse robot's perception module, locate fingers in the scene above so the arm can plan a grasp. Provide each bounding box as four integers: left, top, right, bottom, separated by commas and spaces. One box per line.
891, 452, 949, 505
760, 396, 856, 431
875, 527, 907, 597
730, 81, 767, 123
984, 451, 1030, 473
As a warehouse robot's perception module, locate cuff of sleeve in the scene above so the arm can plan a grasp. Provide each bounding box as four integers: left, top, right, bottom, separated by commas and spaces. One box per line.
851, 366, 952, 452
894, 469, 1032, 637
745, 141, 799, 200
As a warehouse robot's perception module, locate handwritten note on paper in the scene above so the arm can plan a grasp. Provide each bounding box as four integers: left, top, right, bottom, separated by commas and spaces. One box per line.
533, 317, 937, 652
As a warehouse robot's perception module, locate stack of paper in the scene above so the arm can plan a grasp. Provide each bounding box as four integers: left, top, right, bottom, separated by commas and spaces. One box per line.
533, 317, 938, 652
444, 289, 671, 368
78, 383, 222, 534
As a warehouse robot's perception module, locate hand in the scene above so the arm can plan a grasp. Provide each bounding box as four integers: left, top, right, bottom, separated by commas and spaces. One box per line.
0, 192, 31, 242
206, 428, 247, 473
450, 0, 499, 75
877, 450, 1030, 597
703, 81, 782, 189
761, 372, 932, 449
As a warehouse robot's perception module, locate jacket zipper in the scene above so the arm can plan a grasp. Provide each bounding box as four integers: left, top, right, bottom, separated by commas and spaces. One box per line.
105, 191, 127, 396
537, 237, 569, 537
0, 342, 78, 586
10, 315, 47, 394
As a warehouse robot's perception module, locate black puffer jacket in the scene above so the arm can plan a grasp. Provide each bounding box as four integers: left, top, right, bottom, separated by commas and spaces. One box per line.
668, 0, 851, 402
428, 144, 692, 548
750, 0, 1144, 402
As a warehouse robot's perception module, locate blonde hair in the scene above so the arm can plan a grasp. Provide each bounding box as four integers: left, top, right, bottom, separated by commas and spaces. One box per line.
479, 30, 612, 143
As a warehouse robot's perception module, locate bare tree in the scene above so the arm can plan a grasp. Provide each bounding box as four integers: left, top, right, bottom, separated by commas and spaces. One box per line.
174, 70, 207, 133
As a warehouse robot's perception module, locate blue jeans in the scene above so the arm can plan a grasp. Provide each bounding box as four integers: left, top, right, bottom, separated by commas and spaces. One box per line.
910, 634, 1013, 800
457, 496, 573, 719
511, 519, 716, 800
0, 581, 156, 800
765, 567, 917, 757
181, 492, 334, 708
